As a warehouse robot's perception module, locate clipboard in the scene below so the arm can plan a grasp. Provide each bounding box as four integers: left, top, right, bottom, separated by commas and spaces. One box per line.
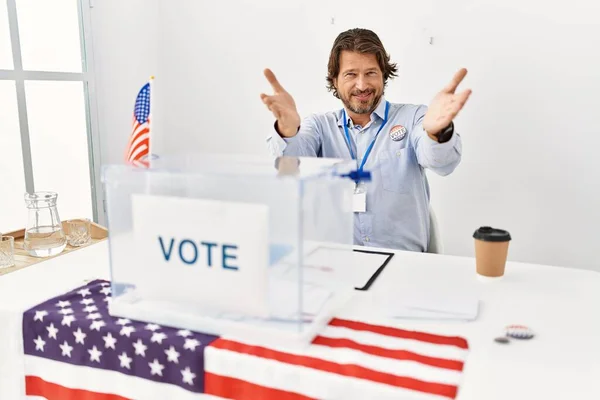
300, 246, 394, 291
274, 245, 395, 292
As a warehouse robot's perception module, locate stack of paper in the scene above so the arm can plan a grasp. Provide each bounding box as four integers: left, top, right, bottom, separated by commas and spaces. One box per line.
384, 286, 480, 321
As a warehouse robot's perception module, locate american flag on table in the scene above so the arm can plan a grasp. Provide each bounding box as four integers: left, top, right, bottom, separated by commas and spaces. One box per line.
125, 78, 152, 168
22, 280, 469, 400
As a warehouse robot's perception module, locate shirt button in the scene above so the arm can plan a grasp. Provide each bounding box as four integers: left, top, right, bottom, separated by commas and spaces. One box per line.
396, 151, 402, 157
364, 237, 370, 242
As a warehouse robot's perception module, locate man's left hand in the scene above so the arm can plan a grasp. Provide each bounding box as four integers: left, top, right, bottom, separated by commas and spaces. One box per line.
423, 68, 472, 140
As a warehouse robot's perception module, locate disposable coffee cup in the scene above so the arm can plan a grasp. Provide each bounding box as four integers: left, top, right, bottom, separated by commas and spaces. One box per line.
473, 226, 511, 278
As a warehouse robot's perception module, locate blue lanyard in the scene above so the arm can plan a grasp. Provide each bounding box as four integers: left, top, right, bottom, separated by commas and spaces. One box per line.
342, 101, 389, 172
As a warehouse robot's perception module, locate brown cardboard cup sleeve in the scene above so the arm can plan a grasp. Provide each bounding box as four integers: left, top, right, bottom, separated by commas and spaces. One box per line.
473, 226, 511, 277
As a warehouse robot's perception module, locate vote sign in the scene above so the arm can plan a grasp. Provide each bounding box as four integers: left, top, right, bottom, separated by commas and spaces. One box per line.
131, 194, 269, 317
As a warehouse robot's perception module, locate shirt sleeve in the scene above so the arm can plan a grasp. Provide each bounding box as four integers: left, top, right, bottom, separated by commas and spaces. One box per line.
409, 105, 462, 176
266, 116, 321, 157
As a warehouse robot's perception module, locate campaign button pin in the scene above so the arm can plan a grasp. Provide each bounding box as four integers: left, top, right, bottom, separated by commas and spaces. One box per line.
389, 125, 407, 141
505, 324, 535, 340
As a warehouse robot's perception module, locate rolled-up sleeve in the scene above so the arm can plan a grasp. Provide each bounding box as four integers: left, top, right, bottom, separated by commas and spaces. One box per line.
266, 116, 321, 157
409, 105, 462, 176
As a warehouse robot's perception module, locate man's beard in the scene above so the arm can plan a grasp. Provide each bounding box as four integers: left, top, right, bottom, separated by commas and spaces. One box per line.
340, 89, 382, 115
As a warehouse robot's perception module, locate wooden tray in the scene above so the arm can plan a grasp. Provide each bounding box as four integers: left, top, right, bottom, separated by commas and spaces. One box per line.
0, 220, 108, 277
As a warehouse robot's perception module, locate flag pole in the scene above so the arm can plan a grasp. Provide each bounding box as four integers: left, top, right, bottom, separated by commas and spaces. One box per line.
148, 75, 155, 166
142, 76, 155, 196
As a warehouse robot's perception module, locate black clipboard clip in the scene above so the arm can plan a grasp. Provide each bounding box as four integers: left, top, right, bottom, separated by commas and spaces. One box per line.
353, 249, 394, 291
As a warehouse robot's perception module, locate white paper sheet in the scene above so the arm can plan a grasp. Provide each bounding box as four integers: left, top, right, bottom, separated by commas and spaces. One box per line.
384, 285, 480, 321
281, 247, 390, 289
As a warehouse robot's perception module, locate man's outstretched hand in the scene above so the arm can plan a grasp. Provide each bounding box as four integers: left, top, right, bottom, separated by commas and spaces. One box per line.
423, 68, 472, 140
260, 69, 301, 138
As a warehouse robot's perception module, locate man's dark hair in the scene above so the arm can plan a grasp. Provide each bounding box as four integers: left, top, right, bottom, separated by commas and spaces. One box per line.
326, 28, 398, 98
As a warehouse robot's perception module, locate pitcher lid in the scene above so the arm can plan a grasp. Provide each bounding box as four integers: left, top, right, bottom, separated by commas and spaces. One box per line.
24, 191, 58, 208
25, 191, 58, 200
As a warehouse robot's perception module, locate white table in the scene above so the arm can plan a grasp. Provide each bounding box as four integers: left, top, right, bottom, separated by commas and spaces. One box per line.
1, 241, 599, 399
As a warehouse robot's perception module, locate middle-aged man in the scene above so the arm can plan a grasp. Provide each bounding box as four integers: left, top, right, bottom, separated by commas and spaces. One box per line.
261, 28, 471, 252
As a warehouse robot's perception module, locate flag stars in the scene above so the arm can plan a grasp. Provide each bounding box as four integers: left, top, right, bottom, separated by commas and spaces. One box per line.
88, 346, 102, 362
90, 320, 106, 331
120, 326, 136, 337
34, 310, 48, 322
59, 341, 73, 357
118, 352, 133, 369
55, 300, 71, 308
184, 338, 201, 351
61, 315, 76, 327
34, 335, 46, 351
149, 359, 165, 376
103, 332, 117, 349
73, 328, 87, 344
46, 323, 58, 339
80, 298, 94, 306
145, 323, 161, 331
83, 305, 98, 313
151, 332, 167, 344
177, 329, 192, 338
133, 339, 148, 357
100, 286, 111, 295
26, 281, 223, 389
181, 367, 196, 385
165, 346, 180, 364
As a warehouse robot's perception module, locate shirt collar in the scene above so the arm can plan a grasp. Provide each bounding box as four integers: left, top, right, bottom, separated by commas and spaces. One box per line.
337, 96, 387, 127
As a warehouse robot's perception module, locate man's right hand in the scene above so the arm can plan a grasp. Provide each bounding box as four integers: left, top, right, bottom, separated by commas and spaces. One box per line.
260, 69, 301, 138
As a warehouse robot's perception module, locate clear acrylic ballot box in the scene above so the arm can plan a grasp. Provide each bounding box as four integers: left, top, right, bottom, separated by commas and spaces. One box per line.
102, 155, 357, 347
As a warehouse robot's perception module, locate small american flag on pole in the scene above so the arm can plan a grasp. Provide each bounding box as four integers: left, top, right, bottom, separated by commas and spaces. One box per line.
125, 77, 153, 168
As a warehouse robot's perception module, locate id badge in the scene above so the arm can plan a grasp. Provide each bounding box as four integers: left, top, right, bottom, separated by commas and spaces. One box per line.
353, 184, 366, 213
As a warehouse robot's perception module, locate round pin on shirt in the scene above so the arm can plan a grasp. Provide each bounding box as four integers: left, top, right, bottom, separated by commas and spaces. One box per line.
389, 125, 407, 141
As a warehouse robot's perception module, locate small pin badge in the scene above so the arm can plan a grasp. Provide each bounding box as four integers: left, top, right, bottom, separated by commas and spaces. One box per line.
389, 125, 407, 141
505, 325, 535, 340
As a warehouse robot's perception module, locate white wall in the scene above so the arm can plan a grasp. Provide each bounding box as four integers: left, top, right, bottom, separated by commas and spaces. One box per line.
89, 0, 159, 166
92, 0, 600, 271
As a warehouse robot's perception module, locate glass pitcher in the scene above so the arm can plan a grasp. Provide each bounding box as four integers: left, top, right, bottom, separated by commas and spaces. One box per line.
24, 192, 67, 257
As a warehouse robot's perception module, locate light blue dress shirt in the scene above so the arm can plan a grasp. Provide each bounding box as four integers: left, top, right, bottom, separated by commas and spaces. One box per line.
266, 97, 462, 252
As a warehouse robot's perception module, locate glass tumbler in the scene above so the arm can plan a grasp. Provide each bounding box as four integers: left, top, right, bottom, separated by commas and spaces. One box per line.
66, 218, 92, 247
0, 236, 15, 269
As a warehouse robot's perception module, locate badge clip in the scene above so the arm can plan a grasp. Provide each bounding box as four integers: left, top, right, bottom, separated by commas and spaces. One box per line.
340, 169, 372, 186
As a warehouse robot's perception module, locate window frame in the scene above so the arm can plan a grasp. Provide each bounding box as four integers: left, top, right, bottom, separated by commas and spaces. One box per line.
0, 0, 103, 225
